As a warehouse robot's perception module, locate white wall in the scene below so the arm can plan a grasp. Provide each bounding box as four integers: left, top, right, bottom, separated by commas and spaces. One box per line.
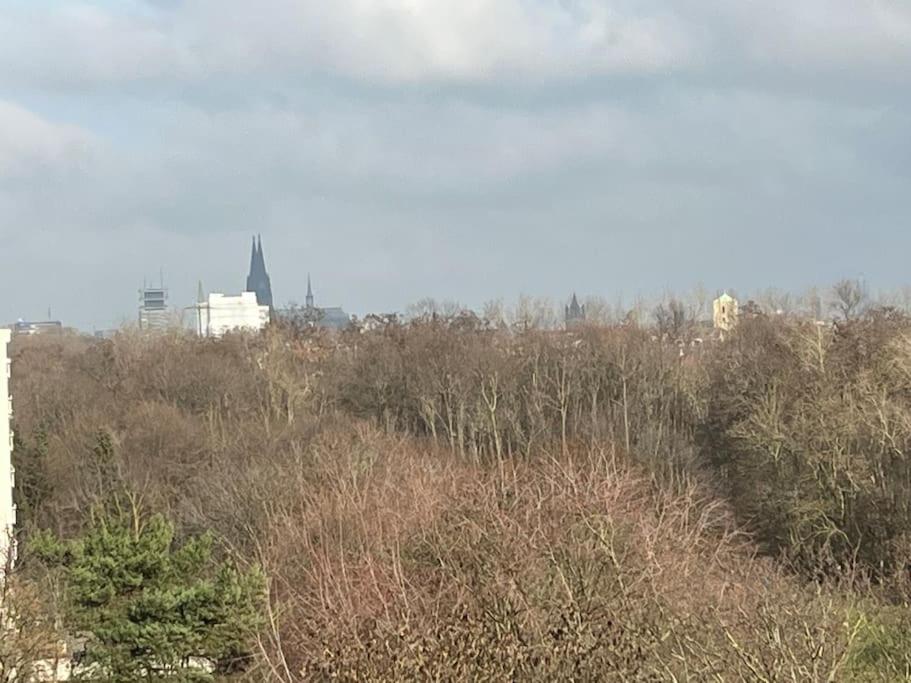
0, 329, 15, 578
197, 292, 269, 338
139, 308, 171, 331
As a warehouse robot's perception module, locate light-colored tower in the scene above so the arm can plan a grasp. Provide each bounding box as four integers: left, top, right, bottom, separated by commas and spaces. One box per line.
139, 284, 169, 332
713, 292, 739, 334
0, 329, 15, 579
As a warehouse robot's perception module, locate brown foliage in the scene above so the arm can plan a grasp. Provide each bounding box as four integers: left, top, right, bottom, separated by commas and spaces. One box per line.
7, 316, 911, 680
705, 312, 911, 582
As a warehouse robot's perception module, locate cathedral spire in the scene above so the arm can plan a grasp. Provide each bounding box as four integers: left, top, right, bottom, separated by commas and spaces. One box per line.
256, 234, 266, 273
245, 235, 274, 308
565, 292, 585, 329
306, 274, 314, 309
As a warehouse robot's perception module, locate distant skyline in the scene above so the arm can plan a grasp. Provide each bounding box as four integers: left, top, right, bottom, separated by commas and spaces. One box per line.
1, 1, 909, 330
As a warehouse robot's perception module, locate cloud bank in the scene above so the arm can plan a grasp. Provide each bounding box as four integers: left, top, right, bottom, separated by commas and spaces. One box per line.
0, 1, 908, 328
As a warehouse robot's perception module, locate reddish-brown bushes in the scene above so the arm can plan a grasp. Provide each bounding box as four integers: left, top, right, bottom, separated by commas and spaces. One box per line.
244, 429, 887, 680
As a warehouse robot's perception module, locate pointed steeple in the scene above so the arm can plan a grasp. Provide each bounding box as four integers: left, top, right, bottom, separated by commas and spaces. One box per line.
565, 292, 585, 328
256, 234, 265, 271
306, 274, 314, 309
249, 235, 257, 272
245, 235, 274, 308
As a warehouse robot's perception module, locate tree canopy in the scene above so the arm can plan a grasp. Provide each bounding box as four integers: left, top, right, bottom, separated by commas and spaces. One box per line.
31, 500, 263, 682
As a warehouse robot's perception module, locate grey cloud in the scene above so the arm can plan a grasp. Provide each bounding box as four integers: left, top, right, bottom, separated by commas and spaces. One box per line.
0, 1, 909, 329
0, 102, 96, 180
4, 1, 909, 94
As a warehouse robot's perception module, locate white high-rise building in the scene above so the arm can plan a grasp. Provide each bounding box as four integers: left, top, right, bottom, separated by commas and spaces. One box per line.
0, 329, 15, 579
195, 292, 270, 338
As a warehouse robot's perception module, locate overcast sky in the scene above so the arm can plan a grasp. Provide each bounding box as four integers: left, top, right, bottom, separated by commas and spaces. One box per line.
0, 0, 909, 329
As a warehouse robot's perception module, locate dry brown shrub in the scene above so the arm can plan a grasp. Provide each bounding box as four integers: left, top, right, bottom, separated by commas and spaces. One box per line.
236, 428, 872, 681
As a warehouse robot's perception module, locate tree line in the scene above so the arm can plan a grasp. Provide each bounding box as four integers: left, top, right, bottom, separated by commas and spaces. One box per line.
4, 282, 911, 679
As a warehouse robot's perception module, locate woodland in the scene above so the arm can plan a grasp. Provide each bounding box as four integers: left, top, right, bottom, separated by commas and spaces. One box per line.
5, 287, 911, 681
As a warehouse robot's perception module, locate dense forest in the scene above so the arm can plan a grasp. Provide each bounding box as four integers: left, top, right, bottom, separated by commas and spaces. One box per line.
5, 295, 911, 680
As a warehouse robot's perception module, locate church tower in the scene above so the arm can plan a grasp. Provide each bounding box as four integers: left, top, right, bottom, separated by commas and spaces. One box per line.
565, 293, 586, 329
713, 292, 738, 334
245, 235, 274, 309
306, 274, 314, 309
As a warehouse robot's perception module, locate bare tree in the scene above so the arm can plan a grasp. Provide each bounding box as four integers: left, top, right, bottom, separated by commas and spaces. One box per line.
687, 282, 710, 322
830, 278, 867, 321
0, 574, 65, 682
653, 298, 690, 340
511, 295, 557, 331
481, 299, 507, 328
756, 287, 793, 316
581, 295, 613, 326
800, 286, 824, 321
406, 297, 463, 321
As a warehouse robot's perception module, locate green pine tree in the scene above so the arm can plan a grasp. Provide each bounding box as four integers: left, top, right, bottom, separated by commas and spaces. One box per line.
30, 499, 264, 681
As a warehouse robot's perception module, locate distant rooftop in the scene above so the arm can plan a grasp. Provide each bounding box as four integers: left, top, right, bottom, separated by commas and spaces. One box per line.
13, 320, 64, 335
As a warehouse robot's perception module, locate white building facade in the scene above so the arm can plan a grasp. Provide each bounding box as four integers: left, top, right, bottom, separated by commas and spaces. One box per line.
713, 293, 739, 334
196, 292, 269, 338
139, 285, 170, 332
0, 329, 15, 578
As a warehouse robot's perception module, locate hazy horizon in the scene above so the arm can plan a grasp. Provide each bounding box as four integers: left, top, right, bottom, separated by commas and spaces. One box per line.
1, 1, 909, 330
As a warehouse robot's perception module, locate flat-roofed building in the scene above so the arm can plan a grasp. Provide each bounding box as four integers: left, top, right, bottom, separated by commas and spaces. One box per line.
13, 319, 63, 336
195, 292, 270, 338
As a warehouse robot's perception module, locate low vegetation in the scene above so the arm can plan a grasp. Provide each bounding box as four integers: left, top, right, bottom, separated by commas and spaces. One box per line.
6, 296, 911, 680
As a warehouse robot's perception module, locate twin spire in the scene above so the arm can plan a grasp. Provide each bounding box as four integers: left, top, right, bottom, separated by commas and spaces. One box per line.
245, 234, 274, 308
244, 236, 318, 311
565, 292, 586, 328
248, 234, 266, 278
